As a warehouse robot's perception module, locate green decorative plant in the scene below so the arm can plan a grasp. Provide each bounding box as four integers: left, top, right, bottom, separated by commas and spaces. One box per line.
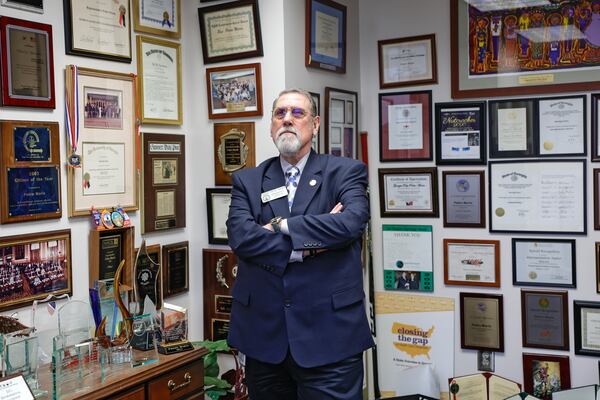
194, 339, 241, 400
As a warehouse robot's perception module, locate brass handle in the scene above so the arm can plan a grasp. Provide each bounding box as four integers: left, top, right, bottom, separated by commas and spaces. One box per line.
167, 372, 192, 392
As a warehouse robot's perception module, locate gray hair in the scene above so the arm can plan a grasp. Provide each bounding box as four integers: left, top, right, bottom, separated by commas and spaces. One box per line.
271, 88, 318, 117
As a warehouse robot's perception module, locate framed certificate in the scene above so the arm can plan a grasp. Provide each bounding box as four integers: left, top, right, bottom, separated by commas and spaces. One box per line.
206, 188, 231, 245
512, 238, 576, 288
596, 243, 600, 293
206, 63, 262, 120
133, 0, 180, 39
379, 91, 432, 162
521, 290, 569, 351
65, 66, 138, 216
522, 353, 571, 399
489, 160, 586, 234
537, 95, 586, 157
162, 241, 189, 298
309, 91, 321, 153
63, 0, 132, 62
214, 122, 255, 186
305, 0, 346, 73
489, 99, 536, 159
378, 167, 438, 218
594, 169, 600, 231
593, 94, 600, 162
442, 170, 484, 228
1, 0, 43, 13
435, 101, 486, 165
574, 301, 600, 357
198, 0, 263, 64
136, 36, 182, 125
448, 373, 520, 399
0, 17, 55, 108
378, 34, 437, 89
443, 239, 500, 288
460, 292, 504, 352
381, 225, 433, 292
324, 87, 357, 158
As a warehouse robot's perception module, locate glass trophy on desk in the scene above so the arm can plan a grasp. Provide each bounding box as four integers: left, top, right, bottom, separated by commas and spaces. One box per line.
158, 303, 193, 355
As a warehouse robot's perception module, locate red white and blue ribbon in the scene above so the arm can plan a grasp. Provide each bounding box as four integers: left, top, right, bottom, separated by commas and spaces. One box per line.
65, 65, 81, 167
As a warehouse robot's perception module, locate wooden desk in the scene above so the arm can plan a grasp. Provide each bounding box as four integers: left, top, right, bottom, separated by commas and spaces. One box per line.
38, 346, 208, 400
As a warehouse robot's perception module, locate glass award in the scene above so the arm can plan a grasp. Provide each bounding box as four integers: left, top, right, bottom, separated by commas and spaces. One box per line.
132, 240, 162, 316
127, 314, 158, 367
158, 303, 193, 355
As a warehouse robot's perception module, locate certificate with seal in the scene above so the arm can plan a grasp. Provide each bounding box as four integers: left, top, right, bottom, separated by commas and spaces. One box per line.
133, 0, 180, 38
489, 160, 586, 234
448, 373, 520, 400
538, 95, 585, 157
489, 99, 535, 159
521, 290, 569, 351
207, 188, 231, 245
378, 167, 438, 218
512, 238, 576, 288
82, 142, 125, 196
574, 301, 600, 356
442, 170, 484, 228
378, 34, 437, 89
444, 239, 500, 287
460, 292, 504, 352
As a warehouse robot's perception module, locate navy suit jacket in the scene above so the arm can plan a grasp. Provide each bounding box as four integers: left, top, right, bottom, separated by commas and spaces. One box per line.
226, 151, 374, 367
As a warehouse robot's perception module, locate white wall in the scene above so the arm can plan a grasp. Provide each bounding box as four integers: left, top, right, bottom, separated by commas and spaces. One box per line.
359, 0, 599, 390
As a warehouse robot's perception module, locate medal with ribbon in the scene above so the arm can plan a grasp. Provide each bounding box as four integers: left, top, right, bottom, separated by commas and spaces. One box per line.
65, 65, 81, 168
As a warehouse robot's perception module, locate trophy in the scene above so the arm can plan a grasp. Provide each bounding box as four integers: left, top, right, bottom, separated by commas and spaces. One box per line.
157, 303, 193, 355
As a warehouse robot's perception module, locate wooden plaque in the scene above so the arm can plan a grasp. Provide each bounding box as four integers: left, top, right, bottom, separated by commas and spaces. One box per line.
162, 241, 189, 299
214, 122, 255, 186
88, 226, 134, 288
202, 249, 238, 341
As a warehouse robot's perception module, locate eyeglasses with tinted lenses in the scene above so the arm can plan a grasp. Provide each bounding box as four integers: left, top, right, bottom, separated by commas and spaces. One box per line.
272, 107, 310, 120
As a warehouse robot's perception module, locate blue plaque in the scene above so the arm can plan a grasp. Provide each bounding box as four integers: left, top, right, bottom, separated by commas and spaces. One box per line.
7, 166, 60, 217
13, 127, 51, 162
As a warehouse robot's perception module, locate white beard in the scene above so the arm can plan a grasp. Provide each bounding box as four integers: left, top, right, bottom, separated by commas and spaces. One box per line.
274, 128, 301, 156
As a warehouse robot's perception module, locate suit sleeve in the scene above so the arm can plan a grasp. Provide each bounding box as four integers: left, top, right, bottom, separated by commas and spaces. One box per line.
286, 161, 369, 250
226, 172, 293, 276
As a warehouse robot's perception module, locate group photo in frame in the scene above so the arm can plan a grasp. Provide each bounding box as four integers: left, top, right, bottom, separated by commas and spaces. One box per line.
378, 167, 438, 218
132, 0, 180, 39
378, 34, 437, 89
206, 188, 231, 245
324, 87, 357, 158
442, 170, 485, 228
206, 63, 262, 120
443, 239, 500, 288
512, 238, 576, 289
435, 101, 486, 165
460, 292, 504, 352
573, 301, 600, 357
521, 290, 569, 351
522, 353, 571, 399
305, 0, 346, 73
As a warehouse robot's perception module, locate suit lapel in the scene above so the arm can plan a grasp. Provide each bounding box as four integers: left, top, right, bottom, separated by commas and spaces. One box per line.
263, 158, 290, 218
291, 151, 322, 216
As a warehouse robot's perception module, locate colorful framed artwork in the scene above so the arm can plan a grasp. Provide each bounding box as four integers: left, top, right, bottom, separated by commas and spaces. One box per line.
206, 63, 262, 120
324, 87, 357, 158
522, 353, 570, 400
435, 101, 486, 165
305, 0, 346, 73
132, 0, 180, 39
378, 34, 437, 89
521, 290, 569, 351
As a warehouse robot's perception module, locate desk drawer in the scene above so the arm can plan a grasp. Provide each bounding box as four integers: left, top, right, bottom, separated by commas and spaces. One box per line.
148, 359, 203, 400
113, 386, 145, 400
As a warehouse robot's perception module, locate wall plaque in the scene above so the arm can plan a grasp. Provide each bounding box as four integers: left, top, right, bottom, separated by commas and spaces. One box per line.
203, 249, 238, 341
214, 122, 255, 186
162, 241, 189, 298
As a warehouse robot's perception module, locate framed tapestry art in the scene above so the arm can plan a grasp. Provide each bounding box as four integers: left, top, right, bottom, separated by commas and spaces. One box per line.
305, 0, 346, 73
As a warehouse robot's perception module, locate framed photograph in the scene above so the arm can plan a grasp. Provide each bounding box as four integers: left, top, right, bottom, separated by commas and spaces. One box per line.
198, 0, 263, 64
324, 87, 357, 158
443, 239, 500, 288
305, 0, 346, 73
0, 120, 61, 224
206, 63, 262, 120
0, 229, 71, 312
435, 101, 486, 165
136, 36, 182, 125
206, 188, 231, 245
132, 0, 180, 39
488, 99, 536, 159
521, 290, 569, 351
381, 225, 433, 292
593, 94, 600, 161
460, 292, 504, 352
378, 34, 437, 89
0, 17, 55, 108
477, 351, 494, 372
379, 90, 432, 162
309, 91, 321, 152
162, 241, 189, 298
65, 66, 138, 217
537, 95, 586, 157
442, 170, 485, 228
63, 0, 132, 62
522, 353, 570, 400
214, 122, 255, 186
512, 238, 576, 288
489, 160, 586, 234
378, 167, 438, 218
450, 0, 600, 99
1, 0, 43, 13
574, 301, 600, 356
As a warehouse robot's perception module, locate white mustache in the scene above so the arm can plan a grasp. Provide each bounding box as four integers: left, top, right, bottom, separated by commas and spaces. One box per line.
276, 127, 299, 138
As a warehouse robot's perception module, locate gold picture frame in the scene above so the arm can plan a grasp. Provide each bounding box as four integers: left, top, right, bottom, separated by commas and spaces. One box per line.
132, 0, 181, 39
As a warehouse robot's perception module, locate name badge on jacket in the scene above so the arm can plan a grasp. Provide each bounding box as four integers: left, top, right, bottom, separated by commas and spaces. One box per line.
261, 186, 288, 203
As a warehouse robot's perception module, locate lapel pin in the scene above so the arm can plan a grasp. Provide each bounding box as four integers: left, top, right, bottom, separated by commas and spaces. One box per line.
309, 179, 317, 186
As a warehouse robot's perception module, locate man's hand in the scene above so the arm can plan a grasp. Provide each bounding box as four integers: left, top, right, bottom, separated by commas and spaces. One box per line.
330, 202, 343, 214
263, 222, 274, 231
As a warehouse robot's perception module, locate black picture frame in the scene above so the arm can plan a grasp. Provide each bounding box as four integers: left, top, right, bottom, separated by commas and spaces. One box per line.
536, 95, 586, 158
488, 98, 536, 159
206, 188, 231, 245
435, 101, 486, 165
574, 301, 600, 357
592, 94, 600, 162
512, 238, 576, 289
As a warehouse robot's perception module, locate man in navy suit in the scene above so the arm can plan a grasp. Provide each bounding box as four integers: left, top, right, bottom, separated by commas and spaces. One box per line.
226, 88, 374, 399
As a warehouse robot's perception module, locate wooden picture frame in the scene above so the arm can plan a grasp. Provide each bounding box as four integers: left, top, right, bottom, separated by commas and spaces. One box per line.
443, 239, 500, 287
206, 188, 231, 245
132, 0, 181, 39
206, 63, 263, 120
521, 290, 569, 351
378, 34, 437, 89
488, 98, 536, 159
162, 241, 189, 298
379, 90, 432, 162
460, 292, 504, 352
522, 353, 570, 400
305, 0, 346, 73
214, 122, 255, 186
378, 167, 438, 218
324, 87, 357, 158
435, 101, 486, 165
442, 170, 485, 228
512, 238, 576, 289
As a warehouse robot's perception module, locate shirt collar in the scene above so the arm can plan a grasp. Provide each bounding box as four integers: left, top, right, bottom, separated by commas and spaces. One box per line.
279, 151, 310, 175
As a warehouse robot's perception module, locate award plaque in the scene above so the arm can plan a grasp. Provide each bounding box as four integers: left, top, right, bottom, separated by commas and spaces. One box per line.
460, 292, 504, 352
521, 290, 569, 351
162, 241, 189, 299
214, 122, 255, 186
0, 120, 61, 224
133, 241, 162, 314
98, 234, 122, 281
202, 249, 238, 341
88, 226, 134, 287
141, 133, 185, 234
157, 303, 193, 355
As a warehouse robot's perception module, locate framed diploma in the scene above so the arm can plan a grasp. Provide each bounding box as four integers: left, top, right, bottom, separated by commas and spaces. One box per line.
574, 301, 600, 357
63, 0, 132, 62
448, 373, 520, 399
378, 167, 438, 218
593, 94, 600, 161
442, 170, 485, 228
522, 353, 570, 400
203, 249, 237, 341
1, 0, 43, 13
206, 188, 231, 245
435, 101, 486, 165
133, 0, 180, 39
0, 17, 55, 108
309, 91, 321, 153
378, 34, 437, 89
460, 292, 504, 352
0, 120, 61, 224
512, 238, 576, 288
162, 241, 188, 298
381, 225, 433, 292
537, 95, 586, 157
595, 169, 600, 231
324, 87, 357, 158
305, 0, 346, 73
198, 0, 263, 64
0, 229, 71, 312
489, 99, 536, 159
141, 133, 186, 233
214, 122, 255, 186
489, 160, 586, 234
206, 63, 262, 120
136, 36, 182, 125
379, 91, 432, 162
65, 66, 138, 217
443, 239, 500, 288
521, 290, 569, 351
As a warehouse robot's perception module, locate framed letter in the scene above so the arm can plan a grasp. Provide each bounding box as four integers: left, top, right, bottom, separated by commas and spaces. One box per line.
521, 290, 569, 351
512, 238, 576, 288
305, 0, 346, 73
444, 239, 499, 288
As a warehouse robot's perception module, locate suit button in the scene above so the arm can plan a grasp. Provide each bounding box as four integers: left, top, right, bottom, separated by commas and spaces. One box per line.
284, 299, 291, 308
303, 242, 309, 247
